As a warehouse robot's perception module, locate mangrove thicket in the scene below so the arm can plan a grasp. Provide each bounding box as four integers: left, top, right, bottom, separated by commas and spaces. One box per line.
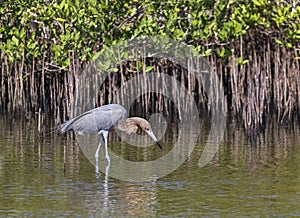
0, 0, 300, 130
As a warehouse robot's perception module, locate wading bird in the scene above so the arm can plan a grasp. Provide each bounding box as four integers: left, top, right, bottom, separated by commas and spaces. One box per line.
57, 104, 162, 163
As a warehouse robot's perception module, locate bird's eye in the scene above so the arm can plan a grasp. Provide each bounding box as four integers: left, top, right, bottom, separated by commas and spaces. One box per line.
146, 128, 150, 131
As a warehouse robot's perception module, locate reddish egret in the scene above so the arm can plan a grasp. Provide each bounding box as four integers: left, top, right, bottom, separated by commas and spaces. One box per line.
57, 104, 162, 163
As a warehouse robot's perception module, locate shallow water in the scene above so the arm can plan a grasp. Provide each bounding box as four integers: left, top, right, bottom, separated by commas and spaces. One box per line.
0, 115, 300, 217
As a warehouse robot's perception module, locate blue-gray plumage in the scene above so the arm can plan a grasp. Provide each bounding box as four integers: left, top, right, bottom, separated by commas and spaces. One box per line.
58, 104, 127, 134
58, 104, 162, 163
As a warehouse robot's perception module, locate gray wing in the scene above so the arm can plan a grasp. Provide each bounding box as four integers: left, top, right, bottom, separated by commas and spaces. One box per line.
57, 104, 127, 134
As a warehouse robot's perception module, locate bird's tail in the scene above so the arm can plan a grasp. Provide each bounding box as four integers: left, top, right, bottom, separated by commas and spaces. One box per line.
56, 120, 73, 134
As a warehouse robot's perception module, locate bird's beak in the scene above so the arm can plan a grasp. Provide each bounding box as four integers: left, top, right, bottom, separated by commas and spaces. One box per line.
147, 130, 163, 149
155, 141, 163, 149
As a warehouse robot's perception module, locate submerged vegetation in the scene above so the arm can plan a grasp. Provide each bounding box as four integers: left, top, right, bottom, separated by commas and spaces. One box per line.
0, 0, 300, 130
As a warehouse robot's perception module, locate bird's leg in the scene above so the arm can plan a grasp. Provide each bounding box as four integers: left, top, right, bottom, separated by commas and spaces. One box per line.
95, 131, 103, 161
95, 131, 104, 175
102, 131, 110, 163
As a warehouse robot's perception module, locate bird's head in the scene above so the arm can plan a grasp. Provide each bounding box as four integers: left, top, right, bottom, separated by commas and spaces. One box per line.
129, 117, 163, 149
